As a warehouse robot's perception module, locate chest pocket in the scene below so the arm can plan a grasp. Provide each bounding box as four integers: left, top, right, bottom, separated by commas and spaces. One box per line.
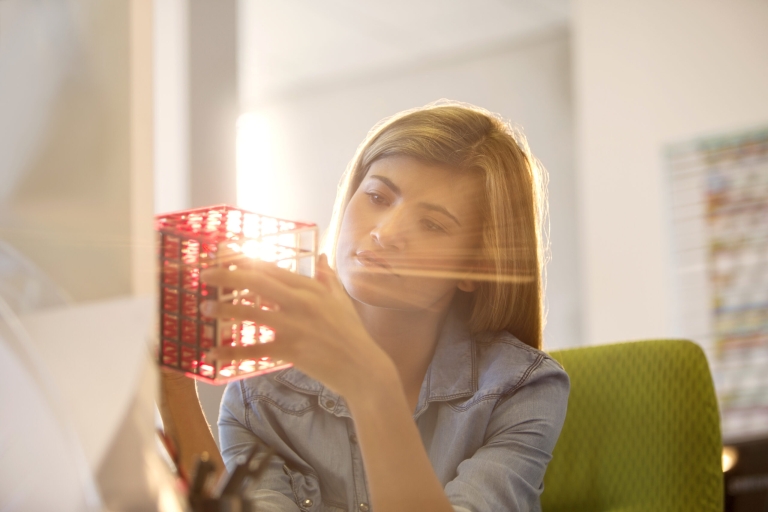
283, 465, 347, 512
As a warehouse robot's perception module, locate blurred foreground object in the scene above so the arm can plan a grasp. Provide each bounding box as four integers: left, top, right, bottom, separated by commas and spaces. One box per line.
186, 446, 273, 512
0, 245, 186, 511
0, 241, 99, 511
156, 205, 317, 383
0, 0, 181, 508
542, 340, 723, 511
0, 239, 70, 313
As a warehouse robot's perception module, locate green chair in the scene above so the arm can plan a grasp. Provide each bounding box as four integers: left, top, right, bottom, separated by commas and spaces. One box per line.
542, 340, 723, 512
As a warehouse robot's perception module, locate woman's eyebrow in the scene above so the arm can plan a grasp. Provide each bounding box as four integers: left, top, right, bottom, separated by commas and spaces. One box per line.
368, 174, 461, 226
418, 203, 461, 227
369, 175, 401, 195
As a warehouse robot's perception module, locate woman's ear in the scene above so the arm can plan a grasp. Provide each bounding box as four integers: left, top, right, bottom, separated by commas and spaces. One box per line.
457, 279, 479, 293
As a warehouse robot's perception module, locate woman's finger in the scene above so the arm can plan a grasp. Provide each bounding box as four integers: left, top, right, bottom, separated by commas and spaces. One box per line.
201, 300, 290, 331
315, 253, 342, 292
200, 267, 304, 308
250, 259, 326, 294
237, 293, 280, 311
205, 340, 291, 363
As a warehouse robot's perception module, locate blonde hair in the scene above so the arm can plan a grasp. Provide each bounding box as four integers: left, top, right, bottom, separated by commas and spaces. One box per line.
323, 101, 549, 349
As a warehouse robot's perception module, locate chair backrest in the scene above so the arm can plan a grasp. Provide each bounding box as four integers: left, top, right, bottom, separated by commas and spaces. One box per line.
542, 340, 723, 512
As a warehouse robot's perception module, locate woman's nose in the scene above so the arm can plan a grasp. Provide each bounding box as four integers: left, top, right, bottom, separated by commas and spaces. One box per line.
370, 208, 408, 250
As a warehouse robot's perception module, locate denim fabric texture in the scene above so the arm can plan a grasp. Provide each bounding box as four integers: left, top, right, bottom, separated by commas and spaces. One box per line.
218, 312, 570, 512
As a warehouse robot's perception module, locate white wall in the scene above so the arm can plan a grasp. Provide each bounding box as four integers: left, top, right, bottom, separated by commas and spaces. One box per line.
574, 0, 768, 344
153, 0, 238, 214
240, 28, 581, 350
153, 0, 190, 214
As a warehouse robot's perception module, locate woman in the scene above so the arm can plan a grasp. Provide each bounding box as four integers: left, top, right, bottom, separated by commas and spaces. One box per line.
161, 102, 569, 512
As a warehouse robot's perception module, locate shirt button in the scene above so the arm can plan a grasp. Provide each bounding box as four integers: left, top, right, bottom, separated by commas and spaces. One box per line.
302, 498, 313, 508
325, 399, 336, 409
358, 503, 369, 512
349, 433, 357, 444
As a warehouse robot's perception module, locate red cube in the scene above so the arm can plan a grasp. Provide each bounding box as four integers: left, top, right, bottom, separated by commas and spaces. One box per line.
156, 205, 317, 384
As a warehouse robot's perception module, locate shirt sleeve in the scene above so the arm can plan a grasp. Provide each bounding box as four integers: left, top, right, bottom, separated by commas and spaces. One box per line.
218, 381, 319, 512
443, 357, 570, 512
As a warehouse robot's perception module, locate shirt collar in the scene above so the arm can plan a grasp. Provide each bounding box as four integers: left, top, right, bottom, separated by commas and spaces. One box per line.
413, 308, 476, 417
273, 306, 476, 418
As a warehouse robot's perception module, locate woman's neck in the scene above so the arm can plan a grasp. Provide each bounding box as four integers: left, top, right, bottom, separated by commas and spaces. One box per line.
353, 298, 453, 401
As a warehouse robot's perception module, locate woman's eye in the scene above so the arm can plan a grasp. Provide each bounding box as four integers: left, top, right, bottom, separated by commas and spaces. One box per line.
366, 192, 389, 206
421, 219, 446, 233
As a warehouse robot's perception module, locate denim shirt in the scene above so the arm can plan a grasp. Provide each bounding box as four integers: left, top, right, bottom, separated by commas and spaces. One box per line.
218, 313, 570, 512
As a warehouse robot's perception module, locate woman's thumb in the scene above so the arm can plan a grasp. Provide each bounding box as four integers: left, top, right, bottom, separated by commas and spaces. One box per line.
316, 253, 337, 288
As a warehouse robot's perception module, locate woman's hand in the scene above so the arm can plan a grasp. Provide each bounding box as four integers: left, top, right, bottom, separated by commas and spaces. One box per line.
201, 254, 395, 400
204, 255, 455, 512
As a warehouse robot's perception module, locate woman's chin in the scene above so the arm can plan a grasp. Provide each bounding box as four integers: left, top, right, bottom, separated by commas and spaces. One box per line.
342, 277, 409, 309
341, 275, 456, 313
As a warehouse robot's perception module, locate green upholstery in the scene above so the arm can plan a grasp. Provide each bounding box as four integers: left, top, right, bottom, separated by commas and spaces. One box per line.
542, 340, 723, 512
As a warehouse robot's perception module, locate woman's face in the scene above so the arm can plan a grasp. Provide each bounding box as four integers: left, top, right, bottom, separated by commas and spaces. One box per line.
336, 155, 484, 312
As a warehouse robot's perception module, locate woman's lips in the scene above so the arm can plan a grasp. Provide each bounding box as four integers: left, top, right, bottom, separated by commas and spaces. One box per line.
355, 250, 398, 275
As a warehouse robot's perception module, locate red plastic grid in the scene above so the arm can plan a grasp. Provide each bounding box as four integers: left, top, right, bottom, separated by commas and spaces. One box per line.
156, 205, 317, 384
